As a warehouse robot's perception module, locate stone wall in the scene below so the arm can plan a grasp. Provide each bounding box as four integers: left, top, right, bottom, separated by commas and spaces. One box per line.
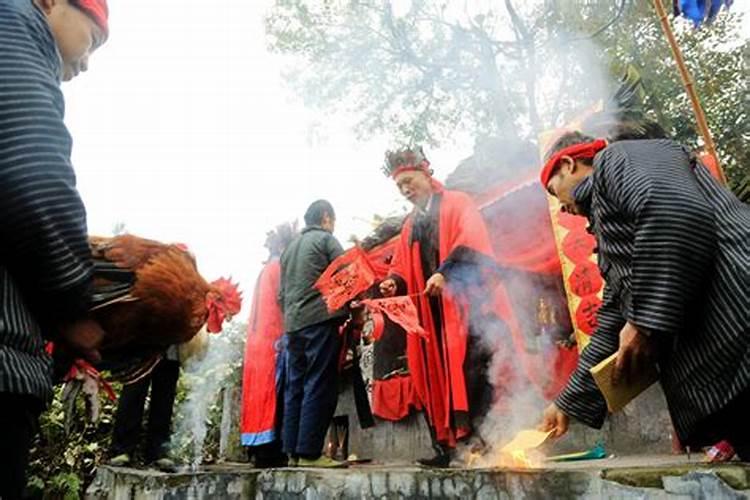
87, 462, 750, 499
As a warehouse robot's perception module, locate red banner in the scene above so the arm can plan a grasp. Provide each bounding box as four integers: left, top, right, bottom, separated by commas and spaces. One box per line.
360, 297, 428, 340
540, 121, 604, 352
315, 246, 376, 312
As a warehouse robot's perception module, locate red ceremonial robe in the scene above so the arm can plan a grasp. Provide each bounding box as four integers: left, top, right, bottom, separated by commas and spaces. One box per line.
240, 258, 284, 446
389, 184, 497, 446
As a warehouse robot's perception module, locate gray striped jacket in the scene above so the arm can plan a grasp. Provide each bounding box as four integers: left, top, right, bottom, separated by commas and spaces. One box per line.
1, 0, 93, 402
555, 139, 750, 443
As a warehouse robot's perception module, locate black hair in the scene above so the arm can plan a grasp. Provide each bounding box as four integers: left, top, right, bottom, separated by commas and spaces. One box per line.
544, 131, 597, 165
304, 199, 335, 227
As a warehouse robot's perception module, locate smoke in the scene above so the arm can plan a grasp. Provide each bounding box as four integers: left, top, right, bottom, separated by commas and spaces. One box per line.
432, 15, 627, 467
263, 0, 633, 468
450, 184, 581, 467
170, 321, 246, 468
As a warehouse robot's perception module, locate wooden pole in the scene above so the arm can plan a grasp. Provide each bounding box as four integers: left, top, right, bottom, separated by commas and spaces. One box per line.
651, 0, 727, 184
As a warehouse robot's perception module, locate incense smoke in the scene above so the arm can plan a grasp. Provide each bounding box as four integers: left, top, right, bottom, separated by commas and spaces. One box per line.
171, 321, 246, 468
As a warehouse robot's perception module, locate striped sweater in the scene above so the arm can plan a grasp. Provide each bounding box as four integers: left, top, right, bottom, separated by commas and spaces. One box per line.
1, 0, 93, 402
555, 139, 750, 443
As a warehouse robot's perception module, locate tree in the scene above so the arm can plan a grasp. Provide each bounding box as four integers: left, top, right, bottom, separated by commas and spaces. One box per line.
266, 0, 747, 188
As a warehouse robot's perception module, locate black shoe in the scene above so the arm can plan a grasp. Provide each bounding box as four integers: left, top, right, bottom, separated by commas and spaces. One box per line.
417, 452, 452, 468
254, 455, 289, 468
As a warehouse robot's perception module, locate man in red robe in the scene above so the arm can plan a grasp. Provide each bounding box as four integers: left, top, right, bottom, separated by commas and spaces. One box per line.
240, 223, 296, 467
379, 147, 500, 467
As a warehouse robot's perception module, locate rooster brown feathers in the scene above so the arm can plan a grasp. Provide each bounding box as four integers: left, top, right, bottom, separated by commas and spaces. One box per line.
87, 234, 241, 380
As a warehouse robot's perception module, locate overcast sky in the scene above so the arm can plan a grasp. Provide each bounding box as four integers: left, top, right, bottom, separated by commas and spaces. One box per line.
62, 1, 748, 316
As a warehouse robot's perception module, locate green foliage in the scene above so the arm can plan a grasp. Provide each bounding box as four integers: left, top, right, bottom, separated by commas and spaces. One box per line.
590, 2, 749, 188
266, 0, 748, 187
27, 383, 120, 500
29, 321, 247, 496
27, 323, 247, 496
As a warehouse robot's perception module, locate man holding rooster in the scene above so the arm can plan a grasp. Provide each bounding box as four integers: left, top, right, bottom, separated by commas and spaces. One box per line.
0, 0, 109, 496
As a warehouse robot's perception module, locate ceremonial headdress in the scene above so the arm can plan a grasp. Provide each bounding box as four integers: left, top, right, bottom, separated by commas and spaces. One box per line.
382, 147, 431, 178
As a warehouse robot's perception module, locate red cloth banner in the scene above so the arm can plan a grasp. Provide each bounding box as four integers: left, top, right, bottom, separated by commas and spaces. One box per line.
315, 246, 376, 312
360, 297, 428, 340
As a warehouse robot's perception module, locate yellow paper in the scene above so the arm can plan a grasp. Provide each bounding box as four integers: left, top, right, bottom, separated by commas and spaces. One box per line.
500, 429, 552, 454
590, 352, 658, 413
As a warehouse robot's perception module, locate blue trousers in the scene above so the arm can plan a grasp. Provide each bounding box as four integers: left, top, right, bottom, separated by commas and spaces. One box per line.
282, 319, 341, 457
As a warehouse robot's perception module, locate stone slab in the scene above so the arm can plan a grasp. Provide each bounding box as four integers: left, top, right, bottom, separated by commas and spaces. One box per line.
87, 456, 750, 499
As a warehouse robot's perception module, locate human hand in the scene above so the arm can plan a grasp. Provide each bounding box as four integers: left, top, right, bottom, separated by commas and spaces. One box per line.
380, 278, 397, 297
58, 318, 104, 364
424, 273, 445, 297
613, 321, 656, 386
538, 403, 570, 438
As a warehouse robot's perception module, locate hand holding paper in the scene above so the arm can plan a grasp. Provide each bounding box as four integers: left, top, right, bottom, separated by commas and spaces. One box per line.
591, 352, 658, 413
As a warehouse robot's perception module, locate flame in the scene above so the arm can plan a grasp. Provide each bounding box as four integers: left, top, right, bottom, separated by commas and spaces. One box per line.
498, 448, 543, 469
465, 451, 482, 467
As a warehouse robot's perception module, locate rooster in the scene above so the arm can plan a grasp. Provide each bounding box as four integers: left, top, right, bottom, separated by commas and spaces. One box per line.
84, 234, 242, 381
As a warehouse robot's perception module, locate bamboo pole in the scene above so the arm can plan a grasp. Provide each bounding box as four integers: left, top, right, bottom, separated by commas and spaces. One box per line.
651, 0, 727, 184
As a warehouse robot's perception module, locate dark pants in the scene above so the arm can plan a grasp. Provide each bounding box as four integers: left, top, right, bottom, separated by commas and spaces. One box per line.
111, 358, 180, 462
423, 325, 494, 456
0, 393, 43, 500
282, 320, 341, 457
691, 387, 750, 461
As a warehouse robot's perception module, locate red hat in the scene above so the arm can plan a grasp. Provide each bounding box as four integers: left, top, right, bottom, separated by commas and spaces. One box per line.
74, 0, 109, 37
539, 138, 607, 187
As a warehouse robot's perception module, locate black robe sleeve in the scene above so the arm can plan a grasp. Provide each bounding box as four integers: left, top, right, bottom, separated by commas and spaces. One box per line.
555, 284, 625, 428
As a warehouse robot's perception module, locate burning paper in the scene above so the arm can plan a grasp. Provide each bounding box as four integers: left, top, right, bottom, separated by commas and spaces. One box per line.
500, 429, 552, 454
497, 429, 552, 468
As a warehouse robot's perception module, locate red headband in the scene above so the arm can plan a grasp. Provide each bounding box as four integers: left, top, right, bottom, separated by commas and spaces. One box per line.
391, 160, 431, 179
539, 139, 607, 187
75, 0, 109, 36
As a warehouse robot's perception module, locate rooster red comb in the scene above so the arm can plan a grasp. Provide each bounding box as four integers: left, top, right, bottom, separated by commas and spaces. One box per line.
72, 0, 109, 37
210, 277, 242, 314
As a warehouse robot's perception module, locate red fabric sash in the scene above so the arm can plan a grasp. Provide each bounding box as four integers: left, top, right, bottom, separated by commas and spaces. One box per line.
539, 139, 607, 186
240, 259, 284, 441
76, 0, 109, 36
390, 160, 431, 178
371, 376, 422, 421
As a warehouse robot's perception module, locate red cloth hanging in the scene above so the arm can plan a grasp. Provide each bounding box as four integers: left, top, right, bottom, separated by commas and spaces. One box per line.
240, 259, 284, 446
360, 297, 427, 340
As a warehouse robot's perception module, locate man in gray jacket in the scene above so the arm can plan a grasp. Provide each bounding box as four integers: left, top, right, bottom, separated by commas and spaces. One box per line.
279, 200, 347, 467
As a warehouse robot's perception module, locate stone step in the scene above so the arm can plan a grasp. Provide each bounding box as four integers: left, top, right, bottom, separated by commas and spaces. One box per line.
86, 456, 750, 499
